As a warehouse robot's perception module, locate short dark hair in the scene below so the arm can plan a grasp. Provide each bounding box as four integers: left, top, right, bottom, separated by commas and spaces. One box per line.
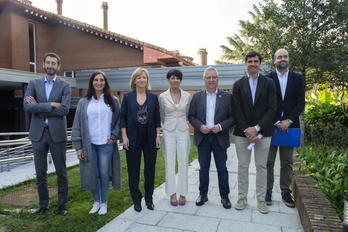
44, 52, 61, 65
166, 69, 183, 80
245, 51, 262, 63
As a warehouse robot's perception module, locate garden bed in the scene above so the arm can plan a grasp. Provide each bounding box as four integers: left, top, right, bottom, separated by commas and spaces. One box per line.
292, 156, 342, 231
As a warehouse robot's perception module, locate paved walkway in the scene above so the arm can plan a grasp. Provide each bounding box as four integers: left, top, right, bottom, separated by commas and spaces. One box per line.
0, 144, 304, 232
98, 144, 304, 232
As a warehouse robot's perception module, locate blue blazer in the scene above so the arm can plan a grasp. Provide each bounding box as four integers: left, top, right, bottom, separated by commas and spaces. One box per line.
266, 70, 305, 128
120, 90, 161, 153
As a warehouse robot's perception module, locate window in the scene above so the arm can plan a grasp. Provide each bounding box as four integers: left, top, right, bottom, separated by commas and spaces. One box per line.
28, 23, 36, 72
64, 71, 76, 78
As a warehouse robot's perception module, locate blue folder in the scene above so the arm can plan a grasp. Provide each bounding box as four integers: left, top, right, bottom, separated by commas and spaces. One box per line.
271, 128, 301, 147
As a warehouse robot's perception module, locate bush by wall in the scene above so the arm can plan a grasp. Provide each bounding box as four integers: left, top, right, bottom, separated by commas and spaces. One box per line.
298, 146, 348, 220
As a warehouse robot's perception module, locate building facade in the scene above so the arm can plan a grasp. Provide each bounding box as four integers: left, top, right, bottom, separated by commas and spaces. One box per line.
0, 0, 198, 132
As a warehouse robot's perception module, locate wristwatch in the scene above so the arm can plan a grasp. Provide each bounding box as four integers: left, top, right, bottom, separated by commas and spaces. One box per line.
254, 126, 260, 132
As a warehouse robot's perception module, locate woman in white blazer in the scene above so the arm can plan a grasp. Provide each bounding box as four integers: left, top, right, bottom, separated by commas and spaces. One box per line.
159, 69, 191, 206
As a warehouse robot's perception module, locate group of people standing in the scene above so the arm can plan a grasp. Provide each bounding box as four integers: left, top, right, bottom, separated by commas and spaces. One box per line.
24, 48, 304, 216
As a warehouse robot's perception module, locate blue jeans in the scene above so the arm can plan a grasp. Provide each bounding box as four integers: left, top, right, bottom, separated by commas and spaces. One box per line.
197, 134, 230, 198
91, 143, 113, 203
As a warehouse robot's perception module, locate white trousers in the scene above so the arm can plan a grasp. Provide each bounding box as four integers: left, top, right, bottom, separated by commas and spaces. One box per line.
162, 127, 190, 197
235, 136, 271, 201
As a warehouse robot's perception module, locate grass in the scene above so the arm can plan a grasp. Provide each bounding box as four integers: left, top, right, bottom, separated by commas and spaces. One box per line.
0, 137, 198, 232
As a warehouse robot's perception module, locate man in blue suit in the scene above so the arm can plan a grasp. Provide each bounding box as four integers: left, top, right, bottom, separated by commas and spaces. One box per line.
265, 49, 305, 207
24, 52, 71, 216
188, 67, 235, 209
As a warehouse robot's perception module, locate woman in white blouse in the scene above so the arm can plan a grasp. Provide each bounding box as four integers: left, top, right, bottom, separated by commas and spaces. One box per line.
159, 69, 191, 206
72, 71, 121, 215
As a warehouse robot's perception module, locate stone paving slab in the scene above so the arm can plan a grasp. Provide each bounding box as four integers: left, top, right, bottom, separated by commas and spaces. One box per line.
98, 144, 304, 232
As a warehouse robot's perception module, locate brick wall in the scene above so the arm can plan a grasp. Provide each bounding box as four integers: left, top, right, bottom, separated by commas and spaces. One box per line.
292, 157, 343, 231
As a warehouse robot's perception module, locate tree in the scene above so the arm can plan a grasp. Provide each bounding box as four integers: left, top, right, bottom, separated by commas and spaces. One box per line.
220, 0, 348, 89
219, 0, 285, 66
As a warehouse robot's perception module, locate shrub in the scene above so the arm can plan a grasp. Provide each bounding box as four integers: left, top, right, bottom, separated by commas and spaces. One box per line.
299, 146, 348, 220
304, 102, 348, 147
305, 103, 348, 126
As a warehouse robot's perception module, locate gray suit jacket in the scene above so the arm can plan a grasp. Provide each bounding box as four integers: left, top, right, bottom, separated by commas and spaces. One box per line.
24, 76, 71, 143
232, 74, 277, 137
188, 88, 235, 150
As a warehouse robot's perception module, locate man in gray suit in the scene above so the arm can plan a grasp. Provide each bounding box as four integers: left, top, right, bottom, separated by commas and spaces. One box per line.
232, 51, 277, 214
24, 52, 71, 216
188, 67, 235, 209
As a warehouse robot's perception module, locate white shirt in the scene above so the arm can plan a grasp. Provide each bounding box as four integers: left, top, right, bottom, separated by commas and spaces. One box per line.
206, 89, 217, 128
276, 69, 289, 118
248, 75, 259, 105
276, 69, 289, 101
87, 94, 112, 145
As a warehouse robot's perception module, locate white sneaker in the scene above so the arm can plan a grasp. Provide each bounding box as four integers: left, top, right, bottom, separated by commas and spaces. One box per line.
89, 201, 100, 214
98, 203, 107, 215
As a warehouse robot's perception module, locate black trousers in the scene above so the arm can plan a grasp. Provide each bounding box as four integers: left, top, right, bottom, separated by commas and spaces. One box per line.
126, 124, 157, 205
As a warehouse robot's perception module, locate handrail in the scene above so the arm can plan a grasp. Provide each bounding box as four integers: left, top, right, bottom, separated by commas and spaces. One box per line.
0, 129, 121, 173
0, 129, 74, 171
0, 132, 29, 136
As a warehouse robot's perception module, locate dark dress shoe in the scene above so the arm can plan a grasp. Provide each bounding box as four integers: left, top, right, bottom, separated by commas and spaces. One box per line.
195, 195, 208, 206
35, 207, 48, 216
134, 205, 142, 212
221, 198, 232, 209
146, 202, 154, 210
58, 205, 68, 216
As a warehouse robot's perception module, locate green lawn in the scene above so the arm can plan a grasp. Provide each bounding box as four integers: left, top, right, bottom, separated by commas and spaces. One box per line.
0, 137, 198, 232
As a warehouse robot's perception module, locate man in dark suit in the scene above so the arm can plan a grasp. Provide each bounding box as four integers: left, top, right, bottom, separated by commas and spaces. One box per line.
265, 49, 305, 207
24, 52, 71, 216
188, 67, 235, 209
232, 51, 277, 214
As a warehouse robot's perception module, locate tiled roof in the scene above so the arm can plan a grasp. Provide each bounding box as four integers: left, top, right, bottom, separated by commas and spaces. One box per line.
11, 0, 195, 66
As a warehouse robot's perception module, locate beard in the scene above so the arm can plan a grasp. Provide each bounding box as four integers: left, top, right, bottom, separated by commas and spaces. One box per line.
44, 67, 57, 76
276, 62, 289, 70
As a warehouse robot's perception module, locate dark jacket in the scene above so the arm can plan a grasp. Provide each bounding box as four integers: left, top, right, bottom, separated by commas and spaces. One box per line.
266, 70, 305, 128
188, 88, 235, 150
232, 74, 277, 137
120, 90, 161, 153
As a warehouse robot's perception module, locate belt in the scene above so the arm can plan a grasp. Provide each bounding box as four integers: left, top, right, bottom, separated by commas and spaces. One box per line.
44, 125, 49, 129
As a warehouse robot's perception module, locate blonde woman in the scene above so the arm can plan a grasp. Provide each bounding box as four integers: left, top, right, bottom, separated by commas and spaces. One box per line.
120, 68, 161, 212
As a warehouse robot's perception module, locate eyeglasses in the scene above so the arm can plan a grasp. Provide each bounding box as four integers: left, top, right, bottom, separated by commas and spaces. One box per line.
204, 76, 218, 80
